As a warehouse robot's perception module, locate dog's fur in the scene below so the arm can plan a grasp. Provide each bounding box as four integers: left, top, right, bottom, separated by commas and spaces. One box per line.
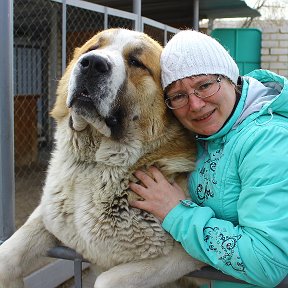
0, 28, 204, 288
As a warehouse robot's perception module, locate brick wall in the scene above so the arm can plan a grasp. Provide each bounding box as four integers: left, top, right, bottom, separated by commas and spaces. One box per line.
261, 24, 288, 77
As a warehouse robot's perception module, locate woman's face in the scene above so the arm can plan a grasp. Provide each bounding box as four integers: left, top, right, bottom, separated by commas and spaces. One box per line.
166, 75, 237, 136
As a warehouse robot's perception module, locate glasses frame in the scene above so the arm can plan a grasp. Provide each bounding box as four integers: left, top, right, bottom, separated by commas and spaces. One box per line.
165, 76, 222, 110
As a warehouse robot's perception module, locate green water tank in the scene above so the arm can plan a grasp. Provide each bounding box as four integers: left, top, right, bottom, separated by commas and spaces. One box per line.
211, 28, 262, 75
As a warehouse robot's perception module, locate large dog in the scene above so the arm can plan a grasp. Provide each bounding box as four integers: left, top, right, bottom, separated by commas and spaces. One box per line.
0, 28, 203, 288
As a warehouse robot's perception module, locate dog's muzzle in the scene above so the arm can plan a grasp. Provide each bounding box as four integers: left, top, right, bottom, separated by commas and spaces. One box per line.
79, 54, 111, 75
67, 53, 113, 110
66, 52, 127, 138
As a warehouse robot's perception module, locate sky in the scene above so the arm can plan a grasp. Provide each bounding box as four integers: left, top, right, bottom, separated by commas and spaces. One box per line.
245, 0, 288, 6
245, 0, 288, 19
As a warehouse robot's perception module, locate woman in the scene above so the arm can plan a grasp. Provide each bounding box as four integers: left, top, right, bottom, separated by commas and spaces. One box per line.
130, 30, 288, 287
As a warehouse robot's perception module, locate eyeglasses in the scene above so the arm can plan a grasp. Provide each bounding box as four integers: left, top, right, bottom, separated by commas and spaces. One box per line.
165, 76, 222, 110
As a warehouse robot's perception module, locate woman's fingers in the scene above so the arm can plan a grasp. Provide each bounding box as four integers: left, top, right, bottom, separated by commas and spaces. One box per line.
147, 166, 166, 182
133, 166, 167, 186
129, 199, 151, 212
129, 182, 148, 198
133, 170, 155, 187
129, 167, 187, 221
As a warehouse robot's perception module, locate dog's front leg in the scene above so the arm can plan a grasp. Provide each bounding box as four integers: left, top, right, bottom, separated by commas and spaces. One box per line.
0, 205, 57, 288
94, 243, 204, 288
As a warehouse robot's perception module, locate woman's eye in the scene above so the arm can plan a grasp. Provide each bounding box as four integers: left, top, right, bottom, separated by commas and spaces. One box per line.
171, 94, 186, 102
198, 82, 213, 91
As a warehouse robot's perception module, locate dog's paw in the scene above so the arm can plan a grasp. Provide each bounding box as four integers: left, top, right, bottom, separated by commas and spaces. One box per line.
94, 273, 112, 288
94, 271, 123, 288
0, 258, 24, 288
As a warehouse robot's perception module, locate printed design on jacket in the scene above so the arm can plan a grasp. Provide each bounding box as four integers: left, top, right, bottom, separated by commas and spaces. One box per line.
196, 149, 223, 204
203, 226, 245, 272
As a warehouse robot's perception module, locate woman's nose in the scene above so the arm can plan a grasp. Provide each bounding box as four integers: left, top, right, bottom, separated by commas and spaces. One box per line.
187, 93, 206, 111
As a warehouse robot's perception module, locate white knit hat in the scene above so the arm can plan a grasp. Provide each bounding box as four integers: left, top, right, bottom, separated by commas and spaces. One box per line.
161, 30, 239, 89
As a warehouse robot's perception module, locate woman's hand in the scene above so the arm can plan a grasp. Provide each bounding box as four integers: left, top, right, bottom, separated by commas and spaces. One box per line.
129, 166, 186, 221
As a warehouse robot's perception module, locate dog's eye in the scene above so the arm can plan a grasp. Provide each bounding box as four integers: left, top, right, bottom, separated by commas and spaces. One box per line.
86, 44, 99, 53
128, 56, 146, 69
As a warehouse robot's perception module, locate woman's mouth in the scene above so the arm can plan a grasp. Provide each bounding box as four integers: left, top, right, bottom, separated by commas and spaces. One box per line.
195, 109, 216, 121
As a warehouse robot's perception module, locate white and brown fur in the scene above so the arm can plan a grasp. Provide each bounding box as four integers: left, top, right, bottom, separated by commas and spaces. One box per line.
0, 28, 204, 288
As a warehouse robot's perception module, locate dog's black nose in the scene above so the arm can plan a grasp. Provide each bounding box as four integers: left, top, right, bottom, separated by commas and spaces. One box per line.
79, 55, 110, 74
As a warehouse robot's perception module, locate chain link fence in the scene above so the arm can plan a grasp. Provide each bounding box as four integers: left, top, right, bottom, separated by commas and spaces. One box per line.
13, 0, 178, 230
14, 0, 62, 227
10, 1, 178, 286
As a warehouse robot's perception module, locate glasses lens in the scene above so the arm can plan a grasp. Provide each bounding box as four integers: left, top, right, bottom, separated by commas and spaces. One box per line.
196, 77, 221, 99
165, 76, 221, 109
166, 94, 188, 109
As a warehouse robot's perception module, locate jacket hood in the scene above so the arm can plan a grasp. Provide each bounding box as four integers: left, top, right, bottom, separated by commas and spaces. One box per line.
235, 69, 288, 125
202, 69, 288, 141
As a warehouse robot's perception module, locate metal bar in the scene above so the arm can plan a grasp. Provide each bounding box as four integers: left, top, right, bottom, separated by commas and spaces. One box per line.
188, 266, 245, 283
63, 0, 137, 21
74, 259, 83, 288
142, 16, 178, 34
104, 6, 108, 29
52, 0, 177, 34
188, 266, 288, 287
47, 246, 87, 261
48, 246, 288, 287
52, 0, 105, 14
192, 0, 199, 31
48, 246, 87, 288
133, 0, 141, 31
0, 0, 15, 243
62, 0, 67, 74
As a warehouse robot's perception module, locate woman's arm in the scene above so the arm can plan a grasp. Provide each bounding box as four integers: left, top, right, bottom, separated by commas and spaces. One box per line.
129, 166, 186, 221
130, 123, 288, 287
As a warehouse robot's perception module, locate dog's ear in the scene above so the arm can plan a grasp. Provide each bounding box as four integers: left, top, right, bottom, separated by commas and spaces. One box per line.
50, 65, 71, 121
50, 45, 84, 121
50, 81, 69, 121
72, 47, 82, 59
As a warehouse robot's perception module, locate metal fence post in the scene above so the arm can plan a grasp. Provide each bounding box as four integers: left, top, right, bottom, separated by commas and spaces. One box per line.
192, 0, 199, 31
0, 0, 15, 244
62, 0, 67, 74
48, 246, 87, 288
74, 258, 83, 288
133, 0, 141, 31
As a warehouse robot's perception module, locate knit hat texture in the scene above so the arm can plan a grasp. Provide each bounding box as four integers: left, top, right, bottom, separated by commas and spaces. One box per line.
161, 30, 239, 89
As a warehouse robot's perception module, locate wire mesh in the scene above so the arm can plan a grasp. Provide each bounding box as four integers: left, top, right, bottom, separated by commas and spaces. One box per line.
144, 24, 166, 46
108, 15, 134, 30
14, 0, 62, 228
12, 0, 178, 286
66, 5, 104, 64
13, 1, 140, 229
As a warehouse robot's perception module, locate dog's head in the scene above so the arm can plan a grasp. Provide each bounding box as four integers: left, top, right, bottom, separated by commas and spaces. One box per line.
52, 28, 168, 143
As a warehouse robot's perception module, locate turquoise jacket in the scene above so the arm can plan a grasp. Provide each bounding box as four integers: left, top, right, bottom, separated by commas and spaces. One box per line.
162, 70, 288, 287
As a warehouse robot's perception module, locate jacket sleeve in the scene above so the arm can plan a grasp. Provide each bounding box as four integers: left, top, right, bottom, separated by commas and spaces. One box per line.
162, 123, 288, 287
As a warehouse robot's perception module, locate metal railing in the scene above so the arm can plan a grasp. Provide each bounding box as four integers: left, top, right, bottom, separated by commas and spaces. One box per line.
0, 0, 15, 242
47, 246, 288, 288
